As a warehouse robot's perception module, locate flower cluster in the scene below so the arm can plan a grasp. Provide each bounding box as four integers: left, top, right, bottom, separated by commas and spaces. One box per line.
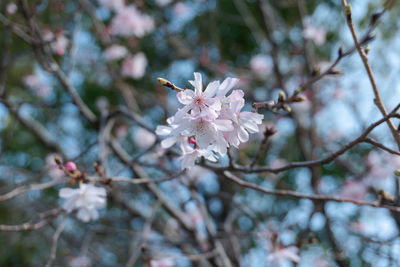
59, 183, 107, 222
156, 72, 264, 170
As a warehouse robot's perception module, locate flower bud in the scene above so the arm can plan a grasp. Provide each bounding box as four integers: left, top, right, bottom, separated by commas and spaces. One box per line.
345, 4, 352, 17
278, 91, 286, 102
54, 156, 62, 165
294, 95, 307, 102
65, 161, 77, 172
283, 105, 292, 112
394, 169, 400, 176
157, 77, 169, 86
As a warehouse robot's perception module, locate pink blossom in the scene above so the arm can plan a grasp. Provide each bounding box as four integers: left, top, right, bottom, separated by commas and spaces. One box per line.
250, 54, 272, 78
111, 5, 154, 38
23, 74, 52, 98
103, 45, 128, 61
339, 179, 368, 200
173, 2, 189, 15
303, 21, 326, 45
6, 3, 17, 14
366, 151, 400, 180
121, 52, 148, 79
65, 161, 77, 172
150, 257, 174, 267
174, 72, 221, 122
157, 73, 263, 170
69, 255, 92, 267
115, 125, 128, 139
45, 154, 64, 179
51, 30, 69, 56
133, 128, 156, 148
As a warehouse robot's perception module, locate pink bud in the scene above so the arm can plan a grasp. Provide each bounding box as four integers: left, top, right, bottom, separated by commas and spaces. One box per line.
65, 161, 77, 172
188, 137, 197, 147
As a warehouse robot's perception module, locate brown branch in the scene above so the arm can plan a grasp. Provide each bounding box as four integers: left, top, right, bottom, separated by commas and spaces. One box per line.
0, 208, 62, 231
208, 108, 400, 173
45, 219, 66, 267
3, 101, 65, 156
341, 0, 400, 149
0, 178, 65, 202
363, 137, 400, 156
223, 171, 400, 214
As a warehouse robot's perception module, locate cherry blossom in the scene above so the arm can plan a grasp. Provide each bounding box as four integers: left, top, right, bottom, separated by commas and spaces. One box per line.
133, 128, 156, 149
111, 5, 154, 38
51, 31, 69, 56
121, 52, 148, 79
6, 3, 17, 14
174, 72, 221, 122
340, 179, 369, 200
303, 20, 326, 45
157, 73, 263, 169
103, 45, 128, 61
150, 257, 174, 267
23, 74, 52, 98
250, 54, 272, 78
59, 183, 107, 222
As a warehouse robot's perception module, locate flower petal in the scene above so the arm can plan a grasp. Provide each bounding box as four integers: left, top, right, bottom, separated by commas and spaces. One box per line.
177, 89, 194, 105
217, 77, 239, 97
203, 80, 220, 98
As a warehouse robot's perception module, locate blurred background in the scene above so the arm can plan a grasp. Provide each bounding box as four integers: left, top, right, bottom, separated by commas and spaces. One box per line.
1, 0, 400, 266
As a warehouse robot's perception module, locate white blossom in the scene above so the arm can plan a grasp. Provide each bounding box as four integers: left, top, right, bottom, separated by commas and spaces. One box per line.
111, 5, 154, 38
121, 52, 148, 79
103, 45, 128, 61
59, 183, 107, 222
157, 72, 264, 170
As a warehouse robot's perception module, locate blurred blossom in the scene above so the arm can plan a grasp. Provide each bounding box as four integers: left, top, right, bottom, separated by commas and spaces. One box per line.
45, 153, 64, 179
349, 221, 366, 234
115, 125, 128, 139
267, 246, 301, 265
303, 20, 326, 45
155, 0, 172, 7
187, 166, 212, 184
103, 45, 128, 61
51, 30, 69, 56
339, 179, 369, 200
133, 128, 156, 148
121, 52, 148, 79
173, 2, 189, 15
111, 5, 154, 37
332, 87, 346, 99
98, 0, 125, 11
6, 3, 18, 14
269, 158, 287, 169
69, 255, 92, 267
313, 258, 330, 267
366, 151, 400, 180
59, 184, 107, 222
150, 257, 174, 267
250, 54, 272, 78
23, 74, 52, 98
